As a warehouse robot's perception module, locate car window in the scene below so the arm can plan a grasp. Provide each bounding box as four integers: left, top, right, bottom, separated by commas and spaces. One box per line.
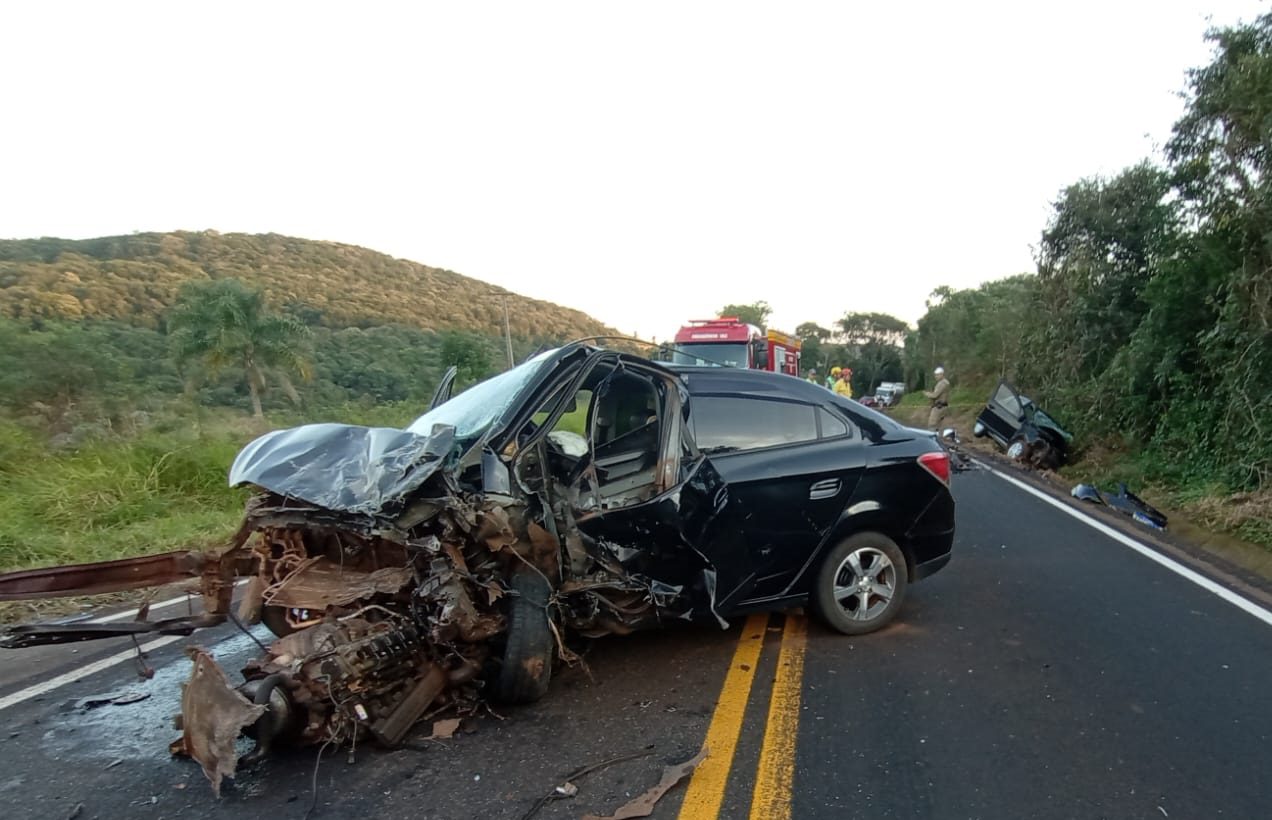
993, 383, 1022, 418
692, 396, 818, 453
531, 388, 590, 436
818, 407, 850, 439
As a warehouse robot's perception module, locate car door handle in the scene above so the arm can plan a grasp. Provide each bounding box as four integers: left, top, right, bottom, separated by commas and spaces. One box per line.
809, 478, 841, 500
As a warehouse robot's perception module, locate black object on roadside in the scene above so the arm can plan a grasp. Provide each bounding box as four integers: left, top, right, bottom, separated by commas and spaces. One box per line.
1070, 482, 1167, 530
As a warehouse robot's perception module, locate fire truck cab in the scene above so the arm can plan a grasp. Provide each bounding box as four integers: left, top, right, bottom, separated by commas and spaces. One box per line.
671, 318, 801, 375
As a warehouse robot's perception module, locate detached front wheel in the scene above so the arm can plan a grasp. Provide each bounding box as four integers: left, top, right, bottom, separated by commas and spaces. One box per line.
813, 533, 908, 636
493, 567, 555, 704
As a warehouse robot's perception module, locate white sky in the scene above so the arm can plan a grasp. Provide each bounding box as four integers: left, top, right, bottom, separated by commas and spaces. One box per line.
2, 1, 1266, 340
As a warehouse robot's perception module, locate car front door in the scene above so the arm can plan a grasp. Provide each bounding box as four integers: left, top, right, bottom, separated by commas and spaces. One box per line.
981, 380, 1025, 444
509, 353, 756, 618
428, 366, 458, 410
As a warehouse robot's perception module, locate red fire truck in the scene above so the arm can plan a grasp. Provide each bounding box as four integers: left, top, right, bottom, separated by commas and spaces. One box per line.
671, 317, 802, 375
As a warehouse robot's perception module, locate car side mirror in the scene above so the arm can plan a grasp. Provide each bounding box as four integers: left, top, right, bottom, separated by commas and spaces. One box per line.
941, 428, 960, 445
751, 339, 768, 369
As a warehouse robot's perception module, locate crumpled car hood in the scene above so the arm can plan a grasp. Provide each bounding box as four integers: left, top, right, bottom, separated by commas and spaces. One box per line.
228, 422, 456, 515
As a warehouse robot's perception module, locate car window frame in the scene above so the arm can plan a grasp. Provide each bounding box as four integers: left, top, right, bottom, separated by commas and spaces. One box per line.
688, 392, 856, 456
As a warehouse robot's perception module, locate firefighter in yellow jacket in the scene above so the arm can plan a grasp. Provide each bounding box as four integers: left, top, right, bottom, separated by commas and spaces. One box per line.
833, 367, 853, 398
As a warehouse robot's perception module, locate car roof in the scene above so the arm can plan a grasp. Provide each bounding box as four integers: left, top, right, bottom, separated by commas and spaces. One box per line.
665, 365, 829, 400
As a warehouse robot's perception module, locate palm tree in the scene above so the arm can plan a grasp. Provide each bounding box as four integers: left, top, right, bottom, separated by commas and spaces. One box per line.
168, 279, 311, 421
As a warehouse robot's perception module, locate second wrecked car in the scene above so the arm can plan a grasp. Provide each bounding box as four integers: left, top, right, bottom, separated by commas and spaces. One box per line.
972, 379, 1073, 469
0, 343, 954, 792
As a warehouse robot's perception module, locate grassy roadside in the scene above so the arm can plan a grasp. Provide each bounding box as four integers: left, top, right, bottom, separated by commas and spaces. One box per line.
0, 419, 250, 573
0, 399, 430, 572
892, 387, 1272, 555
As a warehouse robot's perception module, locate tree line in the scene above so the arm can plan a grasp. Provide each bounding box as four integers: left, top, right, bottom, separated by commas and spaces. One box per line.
0, 277, 547, 441
907, 16, 1270, 492
731, 15, 1271, 496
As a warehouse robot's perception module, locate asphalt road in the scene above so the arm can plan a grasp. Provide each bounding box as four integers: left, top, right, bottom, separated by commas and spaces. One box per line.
2, 465, 1270, 820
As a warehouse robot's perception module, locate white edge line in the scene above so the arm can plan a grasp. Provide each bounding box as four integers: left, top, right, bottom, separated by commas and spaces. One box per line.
89, 597, 189, 624
0, 579, 256, 711
86, 578, 251, 624
979, 460, 1272, 628
0, 635, 182, 712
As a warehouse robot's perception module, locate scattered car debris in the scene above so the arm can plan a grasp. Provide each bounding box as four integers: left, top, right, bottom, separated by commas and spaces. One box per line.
1070, 483, 1168, 530
939, 428, 977, 472
74, 690, 150, 710
973, 380, 1072, 469
582, 746, 707, 820
429, 718, 461, 740
170, 647, 266, 797
0, 343, 955, 796
521, 749, 656, 820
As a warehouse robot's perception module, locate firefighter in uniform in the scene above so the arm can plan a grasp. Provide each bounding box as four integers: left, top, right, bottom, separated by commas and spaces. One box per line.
834, 367, 853, 398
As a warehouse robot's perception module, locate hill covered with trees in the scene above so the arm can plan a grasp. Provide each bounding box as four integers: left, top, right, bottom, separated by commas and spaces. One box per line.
0, 231, 627, 434
0, 230, 614, 339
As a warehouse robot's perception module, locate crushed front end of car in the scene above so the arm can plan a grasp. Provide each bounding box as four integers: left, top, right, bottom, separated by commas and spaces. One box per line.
0, 348, 736, 794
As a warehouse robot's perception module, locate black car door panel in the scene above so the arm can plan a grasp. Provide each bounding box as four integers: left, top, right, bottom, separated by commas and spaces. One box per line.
575, 455, 754, 619
707, 438, 866, 597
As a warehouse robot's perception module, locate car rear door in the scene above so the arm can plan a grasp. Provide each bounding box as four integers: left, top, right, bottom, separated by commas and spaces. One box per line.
687, 394, 866, 599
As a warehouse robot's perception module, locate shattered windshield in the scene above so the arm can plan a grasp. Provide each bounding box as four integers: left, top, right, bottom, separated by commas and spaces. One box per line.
408, 348, 559, 442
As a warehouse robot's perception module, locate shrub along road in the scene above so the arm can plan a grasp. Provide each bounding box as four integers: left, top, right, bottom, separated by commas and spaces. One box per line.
0, 468, 1270, 819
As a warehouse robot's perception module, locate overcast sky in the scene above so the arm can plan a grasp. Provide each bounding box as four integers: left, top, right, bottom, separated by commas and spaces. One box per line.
2, 1, 1266, 340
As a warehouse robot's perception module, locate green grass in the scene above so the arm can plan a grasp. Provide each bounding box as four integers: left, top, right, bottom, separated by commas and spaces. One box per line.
896, 384, 986, 412
0, 420, 249, 572
1056, 444, 1272, 549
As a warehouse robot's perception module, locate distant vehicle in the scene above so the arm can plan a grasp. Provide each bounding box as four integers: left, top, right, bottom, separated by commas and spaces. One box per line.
874, 382, 905, 407
671, 317, 801, 375
972, 380, 1072, 469
858, 395, 881, 408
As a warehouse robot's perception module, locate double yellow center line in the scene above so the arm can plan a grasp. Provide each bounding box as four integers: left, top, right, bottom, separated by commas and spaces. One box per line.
677, 611, 809, 820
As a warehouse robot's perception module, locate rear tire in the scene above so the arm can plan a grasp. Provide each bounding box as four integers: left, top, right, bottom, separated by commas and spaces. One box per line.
813, 533, 908, 636
493, 568, 555, 704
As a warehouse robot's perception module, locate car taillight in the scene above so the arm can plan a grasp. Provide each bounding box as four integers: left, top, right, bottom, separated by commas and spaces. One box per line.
918, 451, 950, 486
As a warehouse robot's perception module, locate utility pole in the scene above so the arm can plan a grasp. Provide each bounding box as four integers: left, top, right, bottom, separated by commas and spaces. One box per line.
499, 291, 514, 369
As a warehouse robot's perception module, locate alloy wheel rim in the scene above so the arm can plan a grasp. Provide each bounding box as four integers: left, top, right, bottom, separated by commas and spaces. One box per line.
1007, 441, 1025, 459
832, 547, 896, 621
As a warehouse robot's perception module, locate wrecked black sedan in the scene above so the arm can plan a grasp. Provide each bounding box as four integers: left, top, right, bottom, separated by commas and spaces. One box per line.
0, 343, 953, 793
972, 380, 1073, 469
